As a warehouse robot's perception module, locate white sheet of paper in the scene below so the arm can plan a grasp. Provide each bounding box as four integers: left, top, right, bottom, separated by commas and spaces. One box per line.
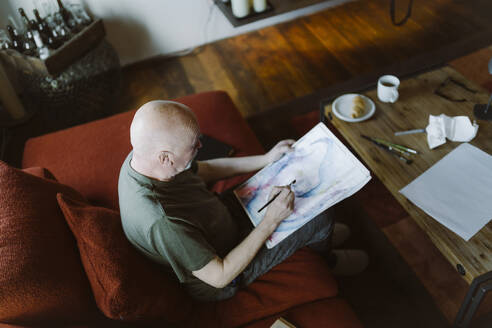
400, 143, 492, 241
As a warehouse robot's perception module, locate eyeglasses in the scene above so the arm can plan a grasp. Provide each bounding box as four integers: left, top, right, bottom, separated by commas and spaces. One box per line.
434, 77, 477, 102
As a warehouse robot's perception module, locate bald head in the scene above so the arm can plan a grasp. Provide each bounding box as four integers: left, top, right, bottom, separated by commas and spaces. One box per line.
130, 100, 200, 160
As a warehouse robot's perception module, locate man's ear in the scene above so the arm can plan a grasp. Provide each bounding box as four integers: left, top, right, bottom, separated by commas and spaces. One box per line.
158, 151, 173, 167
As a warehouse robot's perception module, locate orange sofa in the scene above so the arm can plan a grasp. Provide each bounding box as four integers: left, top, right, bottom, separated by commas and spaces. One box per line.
0, 91, 362, 327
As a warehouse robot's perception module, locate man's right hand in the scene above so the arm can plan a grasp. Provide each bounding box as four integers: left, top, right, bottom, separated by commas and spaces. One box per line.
192, 185, 295, 289
264, 186, 295, 224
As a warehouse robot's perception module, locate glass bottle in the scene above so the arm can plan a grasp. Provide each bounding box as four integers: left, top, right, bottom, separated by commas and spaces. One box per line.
67, 2, 92, 27
19, 8, 47, 58
48, 9, 71, 46
48, 28, 62, 49
34, 9, 52, 45
30, 19, 50, 59
18, 8, 37, 32
0, 29, 13, 50
56, 0, 80, 33
23, 30, 38, 57
6, 25, 23, 52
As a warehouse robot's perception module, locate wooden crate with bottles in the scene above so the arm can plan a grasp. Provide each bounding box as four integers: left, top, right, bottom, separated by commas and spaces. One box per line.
0, 0, 105, 76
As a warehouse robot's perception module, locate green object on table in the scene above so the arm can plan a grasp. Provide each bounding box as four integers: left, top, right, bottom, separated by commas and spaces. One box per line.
373, 137, 419, 154
361, 135, 413, 164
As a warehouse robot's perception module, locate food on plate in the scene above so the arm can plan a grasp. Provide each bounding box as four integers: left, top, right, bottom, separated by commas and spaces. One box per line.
351, 95, 366, 118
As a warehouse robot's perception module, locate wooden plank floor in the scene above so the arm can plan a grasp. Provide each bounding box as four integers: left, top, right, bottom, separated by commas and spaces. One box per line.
114, 0, 492, 120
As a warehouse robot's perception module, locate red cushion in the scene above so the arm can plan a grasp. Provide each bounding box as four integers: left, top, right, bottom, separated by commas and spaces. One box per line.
56, 193, 339, 327
56, 193, 193, 324
0, 161, 99, 325
212, 248, 339, 327
22, 91, 264, 210
22, 166, 57, 180
242, 298, 363, 328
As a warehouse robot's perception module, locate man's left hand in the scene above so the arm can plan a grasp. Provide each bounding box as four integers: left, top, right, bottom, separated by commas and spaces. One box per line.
264, 139, 295, 165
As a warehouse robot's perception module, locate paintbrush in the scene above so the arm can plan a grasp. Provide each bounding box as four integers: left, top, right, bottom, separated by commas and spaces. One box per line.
257, 180, 296, 213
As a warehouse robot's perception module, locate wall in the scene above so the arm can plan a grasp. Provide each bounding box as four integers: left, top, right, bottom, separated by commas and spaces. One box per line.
0, 1, 16, 29
4, 0, 351, 66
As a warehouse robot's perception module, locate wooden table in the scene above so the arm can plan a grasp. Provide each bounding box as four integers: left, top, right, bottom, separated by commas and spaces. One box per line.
321, 66, 492, 327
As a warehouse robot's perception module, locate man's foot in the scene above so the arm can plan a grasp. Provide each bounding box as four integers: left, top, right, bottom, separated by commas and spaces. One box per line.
328, 249, 369, 276
332, 223, 351, 247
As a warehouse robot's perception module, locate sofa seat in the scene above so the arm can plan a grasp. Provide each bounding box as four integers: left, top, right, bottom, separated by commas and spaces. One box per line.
19, 91, 362, 327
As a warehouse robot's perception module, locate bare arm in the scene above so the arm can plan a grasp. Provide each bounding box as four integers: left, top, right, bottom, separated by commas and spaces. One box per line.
197, 139, 295, 183
192, 187, 294, 288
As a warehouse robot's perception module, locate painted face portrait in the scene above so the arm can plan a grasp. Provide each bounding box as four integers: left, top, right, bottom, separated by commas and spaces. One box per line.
234, 123, 371, 248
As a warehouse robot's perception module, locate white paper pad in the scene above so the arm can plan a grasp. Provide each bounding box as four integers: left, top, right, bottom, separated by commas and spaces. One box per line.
400, 143, 492, 241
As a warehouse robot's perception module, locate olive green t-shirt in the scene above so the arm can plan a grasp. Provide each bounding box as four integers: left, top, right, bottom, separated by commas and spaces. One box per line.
118, 152, 240, 298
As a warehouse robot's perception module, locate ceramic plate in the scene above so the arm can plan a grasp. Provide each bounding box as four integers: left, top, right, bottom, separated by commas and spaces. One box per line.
332, 94, 376, 123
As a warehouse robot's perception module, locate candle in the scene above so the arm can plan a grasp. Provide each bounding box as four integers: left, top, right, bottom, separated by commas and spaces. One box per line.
253, 0, 267, 12
231, 0, 250, 18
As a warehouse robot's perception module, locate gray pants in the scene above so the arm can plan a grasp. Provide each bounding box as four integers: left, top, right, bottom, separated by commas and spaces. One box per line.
201, 189, 334, 300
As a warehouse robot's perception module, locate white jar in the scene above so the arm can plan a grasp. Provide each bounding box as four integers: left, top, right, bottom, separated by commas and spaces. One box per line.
253, 0, 267, 12
231, 0, 250, 18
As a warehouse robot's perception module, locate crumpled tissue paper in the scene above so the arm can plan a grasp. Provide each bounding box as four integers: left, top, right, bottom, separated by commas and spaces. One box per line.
425, 114, 479, 149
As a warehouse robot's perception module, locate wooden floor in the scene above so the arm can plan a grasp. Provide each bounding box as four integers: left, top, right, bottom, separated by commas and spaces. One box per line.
114, 0, 492, 120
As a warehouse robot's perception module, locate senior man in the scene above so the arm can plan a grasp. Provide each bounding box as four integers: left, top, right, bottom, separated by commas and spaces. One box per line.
118, 100, 368, 301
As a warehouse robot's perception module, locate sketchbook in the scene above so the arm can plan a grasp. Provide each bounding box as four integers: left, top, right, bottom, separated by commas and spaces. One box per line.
233, 123, 371, 248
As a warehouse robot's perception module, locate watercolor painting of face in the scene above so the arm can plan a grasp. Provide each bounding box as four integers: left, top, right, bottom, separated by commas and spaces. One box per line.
234, 123, 371, 248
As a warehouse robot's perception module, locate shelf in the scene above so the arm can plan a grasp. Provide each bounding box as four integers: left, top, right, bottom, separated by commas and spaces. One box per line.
215, 0, 334, 27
